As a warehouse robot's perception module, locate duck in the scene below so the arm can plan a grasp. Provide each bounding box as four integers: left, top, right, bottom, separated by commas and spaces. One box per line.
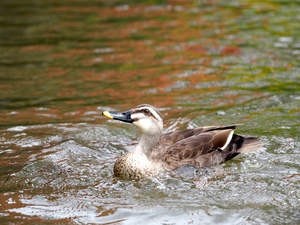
102, 104, 261, 179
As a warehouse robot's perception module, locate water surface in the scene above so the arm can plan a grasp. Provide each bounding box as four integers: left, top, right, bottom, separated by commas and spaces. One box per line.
0, 0, 299, 224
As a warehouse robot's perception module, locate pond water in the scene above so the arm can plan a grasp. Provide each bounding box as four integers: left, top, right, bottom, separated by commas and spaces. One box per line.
0, 0, 299, 224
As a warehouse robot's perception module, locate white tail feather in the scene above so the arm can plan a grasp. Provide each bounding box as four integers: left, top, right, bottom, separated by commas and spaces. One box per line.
238, 137, 262, 153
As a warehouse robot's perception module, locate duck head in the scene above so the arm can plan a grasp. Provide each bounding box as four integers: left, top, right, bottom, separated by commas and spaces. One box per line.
102, 104, 163, 135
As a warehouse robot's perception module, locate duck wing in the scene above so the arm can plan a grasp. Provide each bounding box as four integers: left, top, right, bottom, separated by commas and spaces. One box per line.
155, 125, 259, 170
159, 125, 238, 145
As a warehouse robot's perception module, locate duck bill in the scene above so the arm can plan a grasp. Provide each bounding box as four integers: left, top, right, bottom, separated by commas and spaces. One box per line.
102, 110, 133, 123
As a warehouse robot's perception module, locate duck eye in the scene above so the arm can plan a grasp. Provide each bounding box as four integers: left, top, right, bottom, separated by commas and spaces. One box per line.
143, 109, 150, 115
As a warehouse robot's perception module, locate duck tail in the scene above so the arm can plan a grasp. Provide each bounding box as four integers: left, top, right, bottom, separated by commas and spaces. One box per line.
238, 137, 262, 153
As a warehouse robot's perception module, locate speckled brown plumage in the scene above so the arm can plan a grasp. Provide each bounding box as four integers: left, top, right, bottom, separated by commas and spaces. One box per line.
103, 104, 261, 179
154, 125, 259, 170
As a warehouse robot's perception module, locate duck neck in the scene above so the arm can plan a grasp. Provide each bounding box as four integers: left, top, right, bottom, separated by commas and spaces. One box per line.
134, 133, 161, 157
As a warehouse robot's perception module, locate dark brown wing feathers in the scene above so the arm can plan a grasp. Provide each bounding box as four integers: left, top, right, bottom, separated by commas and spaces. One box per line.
154, 125, 260, 170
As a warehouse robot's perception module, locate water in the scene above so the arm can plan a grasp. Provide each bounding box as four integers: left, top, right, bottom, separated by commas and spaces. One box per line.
0, 0, 300, 224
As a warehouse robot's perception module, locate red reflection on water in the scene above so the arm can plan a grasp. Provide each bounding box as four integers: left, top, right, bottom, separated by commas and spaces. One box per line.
20, 45, 51, 52
44, 67, 69, 77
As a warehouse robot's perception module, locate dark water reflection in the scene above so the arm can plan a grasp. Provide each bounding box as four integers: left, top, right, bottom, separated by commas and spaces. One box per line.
1, 0, 300, 224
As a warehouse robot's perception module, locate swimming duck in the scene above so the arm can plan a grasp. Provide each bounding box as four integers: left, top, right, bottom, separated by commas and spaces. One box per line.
102, 104, 261, 179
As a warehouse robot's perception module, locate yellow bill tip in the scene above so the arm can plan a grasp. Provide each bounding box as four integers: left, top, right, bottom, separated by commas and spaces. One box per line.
102, 111, 114, 119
